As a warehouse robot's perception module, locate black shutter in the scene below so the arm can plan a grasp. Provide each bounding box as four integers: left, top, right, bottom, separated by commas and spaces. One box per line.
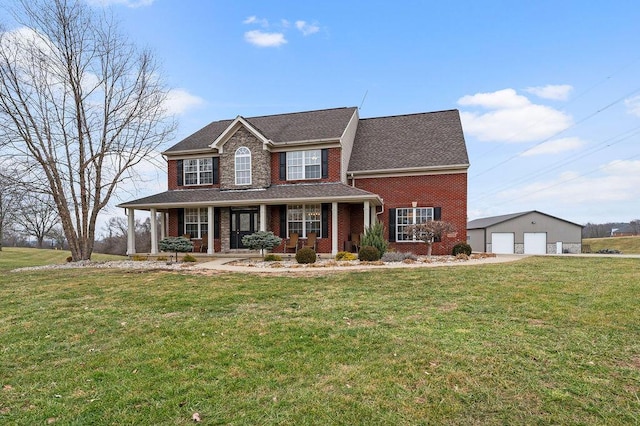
279, 153, 287, 180
321, 149, 329, 179
321, 203, 329, 238
177, 160, 183, 186
213, 157, 219, 184
388, 208, 396, 242
434, 207, 442, 242
178, 209, 184, 236
214, 207, 220, 239
279, 205, 287, 238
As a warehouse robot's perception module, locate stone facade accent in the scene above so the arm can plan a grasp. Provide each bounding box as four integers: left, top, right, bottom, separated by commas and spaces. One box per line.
220, 127, 271, 190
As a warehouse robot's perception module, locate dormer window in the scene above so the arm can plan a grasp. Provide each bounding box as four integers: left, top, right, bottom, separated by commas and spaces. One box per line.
235, 146, 251, 185
287, 149, 321, 180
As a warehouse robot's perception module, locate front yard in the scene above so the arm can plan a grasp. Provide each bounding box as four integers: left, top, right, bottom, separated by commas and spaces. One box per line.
0, 249, 638, 424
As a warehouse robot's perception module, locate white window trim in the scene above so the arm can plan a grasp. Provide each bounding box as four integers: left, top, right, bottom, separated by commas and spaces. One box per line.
396, 207, 434, 242
287, 204, 322, 238
184, 207, 208, 239
286, 149, 321, 181
184, 158, 213, 186
235, 147, 252, 186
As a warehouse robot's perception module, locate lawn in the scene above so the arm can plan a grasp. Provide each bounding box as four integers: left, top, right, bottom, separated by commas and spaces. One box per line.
583, 236, 640, 254
0, 249, 639, 425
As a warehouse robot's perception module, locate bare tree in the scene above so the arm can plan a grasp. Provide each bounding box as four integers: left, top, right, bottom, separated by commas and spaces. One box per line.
14, 193, 60, 248
629, 220, 640, 236
94, 216, 152, 255
407, 220, 455, 257
0, 0, 175, 260
0, 170, 20, 251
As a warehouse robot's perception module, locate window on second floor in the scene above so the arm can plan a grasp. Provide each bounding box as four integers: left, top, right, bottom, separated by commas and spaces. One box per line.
184, 158, 213, 185
287, 150, 321, 180
235, 147, 251, 185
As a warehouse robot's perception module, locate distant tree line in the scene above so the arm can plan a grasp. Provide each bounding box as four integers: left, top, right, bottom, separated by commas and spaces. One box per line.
582, 220, 640, 238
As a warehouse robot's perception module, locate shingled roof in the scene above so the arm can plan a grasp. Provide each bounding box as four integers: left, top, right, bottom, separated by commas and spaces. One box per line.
347, 109, 469, 173
164, 107, 358, 153
118, 182, 380, 209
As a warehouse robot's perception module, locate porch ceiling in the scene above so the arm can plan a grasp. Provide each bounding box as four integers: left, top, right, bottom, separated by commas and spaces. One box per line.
117, 182, 382, 211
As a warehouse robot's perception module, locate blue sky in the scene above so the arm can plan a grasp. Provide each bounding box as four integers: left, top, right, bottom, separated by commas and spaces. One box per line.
13, 1, 640, 228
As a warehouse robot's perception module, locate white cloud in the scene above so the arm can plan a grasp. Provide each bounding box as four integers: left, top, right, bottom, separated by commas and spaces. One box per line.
521, 137, 585, 157
164, 89, 205, 115
86, 0, 154, 7
295, 20, 320, 36
243, 16, 269, 27
244, 30, 287, 48
525, 84, 573, 101
458, 88, 573, 142
624, 95, 640, 117
498, 160, 640, 204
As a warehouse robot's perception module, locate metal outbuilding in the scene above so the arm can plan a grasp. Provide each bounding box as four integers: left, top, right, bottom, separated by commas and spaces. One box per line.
467, 211, 583, 254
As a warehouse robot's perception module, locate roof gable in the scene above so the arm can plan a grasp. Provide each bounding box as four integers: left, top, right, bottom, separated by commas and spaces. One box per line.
348, 109, 469, 174
209, 116, 271, 153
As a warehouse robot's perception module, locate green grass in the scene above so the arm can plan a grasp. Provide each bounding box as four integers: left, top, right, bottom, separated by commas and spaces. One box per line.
583, 236, 640, 254
1, 248, 639, 425
0, 247, 126, 269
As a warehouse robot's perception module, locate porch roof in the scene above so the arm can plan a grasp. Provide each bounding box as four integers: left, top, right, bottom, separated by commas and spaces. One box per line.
117, 182, 382, 211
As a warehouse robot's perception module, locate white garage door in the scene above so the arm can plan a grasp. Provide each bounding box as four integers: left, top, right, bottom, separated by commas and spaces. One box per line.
491, 233, 514, 254
524, 233, 547, 254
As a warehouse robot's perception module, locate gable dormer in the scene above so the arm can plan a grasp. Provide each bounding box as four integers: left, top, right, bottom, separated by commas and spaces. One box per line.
211, 117, 272, 190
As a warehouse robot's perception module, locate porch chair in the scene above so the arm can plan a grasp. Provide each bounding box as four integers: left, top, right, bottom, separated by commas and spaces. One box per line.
301, 232, 317, 251
283, 233, 299, 253
351, 233, 361, 253
200, 233, 208, 253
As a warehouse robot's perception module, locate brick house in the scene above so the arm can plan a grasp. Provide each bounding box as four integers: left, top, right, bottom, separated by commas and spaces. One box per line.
118, 107, 469, 256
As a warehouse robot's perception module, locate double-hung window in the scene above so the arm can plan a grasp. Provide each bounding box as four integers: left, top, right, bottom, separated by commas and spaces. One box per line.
287, 204, 321, 237
396, 207, 433, 241
235, 147, 251, 185
184, 158, 213, 185
287, 150, 321, 180
184, 208, 208, 239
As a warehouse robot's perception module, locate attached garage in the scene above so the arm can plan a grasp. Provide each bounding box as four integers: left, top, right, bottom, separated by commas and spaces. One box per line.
491, 233, 515, 254
467, 210, 583, 254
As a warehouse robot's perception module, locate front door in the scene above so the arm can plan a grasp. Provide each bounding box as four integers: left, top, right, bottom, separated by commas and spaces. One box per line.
230, 209, 258, 249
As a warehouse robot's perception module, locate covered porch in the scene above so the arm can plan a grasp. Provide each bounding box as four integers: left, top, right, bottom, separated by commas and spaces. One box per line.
117, 183, 382, 257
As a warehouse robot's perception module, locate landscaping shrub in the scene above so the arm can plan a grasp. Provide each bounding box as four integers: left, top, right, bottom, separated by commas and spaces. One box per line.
263, 254, 282, 262
359, 245, 381, 261
361, 221, 388, 257
156, 255, 168, 261
381, 251, 417, 262
241, 231, 282, 256
295, 247, 317, 264
335, 251, 358, 261
452, 242, 472, 256
182, 254, 197, 262
132, 255, 147, 261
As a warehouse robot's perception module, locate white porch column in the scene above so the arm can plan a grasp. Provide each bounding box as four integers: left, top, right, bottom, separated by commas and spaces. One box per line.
259, 204, 267, 232
363, 200, 371, 231
159, 211, 166, 240
126, 208, 136, 255
150, 208, 158, 254
207, 206, 214, 254
331, 202, 338, 256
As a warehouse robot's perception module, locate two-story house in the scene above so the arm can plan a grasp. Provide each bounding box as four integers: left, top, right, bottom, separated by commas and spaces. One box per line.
118, 107, 469, 256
